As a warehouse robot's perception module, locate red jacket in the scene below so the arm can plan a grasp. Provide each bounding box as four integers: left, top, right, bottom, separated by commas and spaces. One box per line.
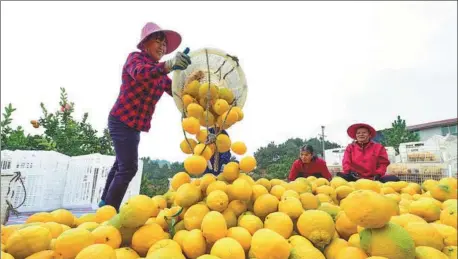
288, 157, 332, 181
342, 141, 390, 179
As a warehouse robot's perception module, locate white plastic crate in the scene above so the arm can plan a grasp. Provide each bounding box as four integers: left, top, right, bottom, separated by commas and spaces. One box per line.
60, 153, 143, 210
324, 148, 346, 166
63, 154, 115, 209
1, 150, 14, 173
385, 147, 396, 163
90, 158, 143, 210
1, 173, 14, 224
442, 139, 457, 162
399, 141, 443, 163
0, 150, 70, 212
446, 158, 457, 178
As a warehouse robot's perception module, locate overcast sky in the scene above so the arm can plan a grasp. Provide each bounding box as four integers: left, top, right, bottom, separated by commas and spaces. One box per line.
2, 1, 457, 162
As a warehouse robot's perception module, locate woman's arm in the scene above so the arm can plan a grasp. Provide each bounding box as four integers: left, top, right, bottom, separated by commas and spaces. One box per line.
164, 76, 173, 97
342, 145, 353, 174
319, 160, 333, 181
288, 161, 300, 181
125, 52, 168, 81
375, 147, 390, 176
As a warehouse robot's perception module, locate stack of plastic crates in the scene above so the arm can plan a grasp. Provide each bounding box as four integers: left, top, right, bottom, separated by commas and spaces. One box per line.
442, 137, 457, 178
387, 163, 447, 184
61, 153, 143, 210
448, 158, 458, 179
387, 141, 448, 183
0, 150, 70, 213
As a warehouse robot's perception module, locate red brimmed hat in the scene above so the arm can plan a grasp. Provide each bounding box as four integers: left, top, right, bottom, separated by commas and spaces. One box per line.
347, 123, 377, 139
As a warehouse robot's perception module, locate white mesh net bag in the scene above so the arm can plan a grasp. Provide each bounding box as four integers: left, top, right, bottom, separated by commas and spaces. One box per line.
171, 48, 248, 175
171, 48, 248, 113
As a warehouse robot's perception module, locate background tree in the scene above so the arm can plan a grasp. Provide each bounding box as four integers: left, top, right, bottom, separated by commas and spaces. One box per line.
139, 157, 184, 196
33, 87, 114, 156
1, 104, 43, 150
2, 88, 114, 156
380, 115, 420, 154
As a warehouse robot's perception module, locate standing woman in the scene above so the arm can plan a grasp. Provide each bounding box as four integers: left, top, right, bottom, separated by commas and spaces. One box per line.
288, 145, 333, 181
99, 22, 192, 210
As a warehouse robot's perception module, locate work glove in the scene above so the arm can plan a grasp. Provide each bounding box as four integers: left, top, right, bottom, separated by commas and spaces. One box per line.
349, 171, 361, 181
207, 160, 213, 170
165, 47, 191, 72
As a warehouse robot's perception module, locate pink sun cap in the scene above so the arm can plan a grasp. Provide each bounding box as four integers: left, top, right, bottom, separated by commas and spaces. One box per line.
137, 22, 182, 54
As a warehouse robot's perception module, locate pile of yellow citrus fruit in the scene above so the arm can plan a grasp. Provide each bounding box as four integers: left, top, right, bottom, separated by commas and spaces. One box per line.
1, 174, 457, 259
2, 82, 458, 259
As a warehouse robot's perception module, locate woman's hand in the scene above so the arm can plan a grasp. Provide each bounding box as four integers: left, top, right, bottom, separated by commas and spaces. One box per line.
165, 47, 191, 72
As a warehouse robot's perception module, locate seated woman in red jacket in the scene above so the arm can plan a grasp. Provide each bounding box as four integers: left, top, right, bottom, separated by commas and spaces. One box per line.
288, 145, 332, 181
337, 123, 400, 183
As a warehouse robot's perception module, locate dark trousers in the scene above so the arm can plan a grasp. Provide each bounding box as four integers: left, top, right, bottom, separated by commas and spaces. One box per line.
101, 115, 140, 211
336, 172, 400, 183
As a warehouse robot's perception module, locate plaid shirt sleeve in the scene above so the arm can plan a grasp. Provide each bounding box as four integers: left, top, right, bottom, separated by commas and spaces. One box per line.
110, 52, 173, 132
125, 52, 168, 82
164, 76, 172, 97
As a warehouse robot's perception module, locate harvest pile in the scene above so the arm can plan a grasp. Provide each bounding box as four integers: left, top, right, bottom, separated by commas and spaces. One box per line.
2, 76, 458, 259
2, 176, 457, 259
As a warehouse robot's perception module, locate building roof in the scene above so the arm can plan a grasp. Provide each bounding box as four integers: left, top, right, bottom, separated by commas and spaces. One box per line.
407, 118, 457, 131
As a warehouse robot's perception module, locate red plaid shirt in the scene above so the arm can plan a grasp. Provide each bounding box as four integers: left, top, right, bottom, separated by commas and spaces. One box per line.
110, 51, 172, 132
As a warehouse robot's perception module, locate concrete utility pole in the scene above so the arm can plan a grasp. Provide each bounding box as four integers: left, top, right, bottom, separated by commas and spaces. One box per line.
319, 126, 326, 160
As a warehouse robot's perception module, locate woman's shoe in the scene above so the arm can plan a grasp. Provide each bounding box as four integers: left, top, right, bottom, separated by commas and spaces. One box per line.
98, 200, 106, 208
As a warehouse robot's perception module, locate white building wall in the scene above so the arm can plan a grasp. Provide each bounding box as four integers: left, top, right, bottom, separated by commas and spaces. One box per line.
416, 127, 442, 141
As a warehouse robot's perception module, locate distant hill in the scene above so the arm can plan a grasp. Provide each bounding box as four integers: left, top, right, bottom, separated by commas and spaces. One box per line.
153, 159, 170, 167
140, 157, 171, 167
